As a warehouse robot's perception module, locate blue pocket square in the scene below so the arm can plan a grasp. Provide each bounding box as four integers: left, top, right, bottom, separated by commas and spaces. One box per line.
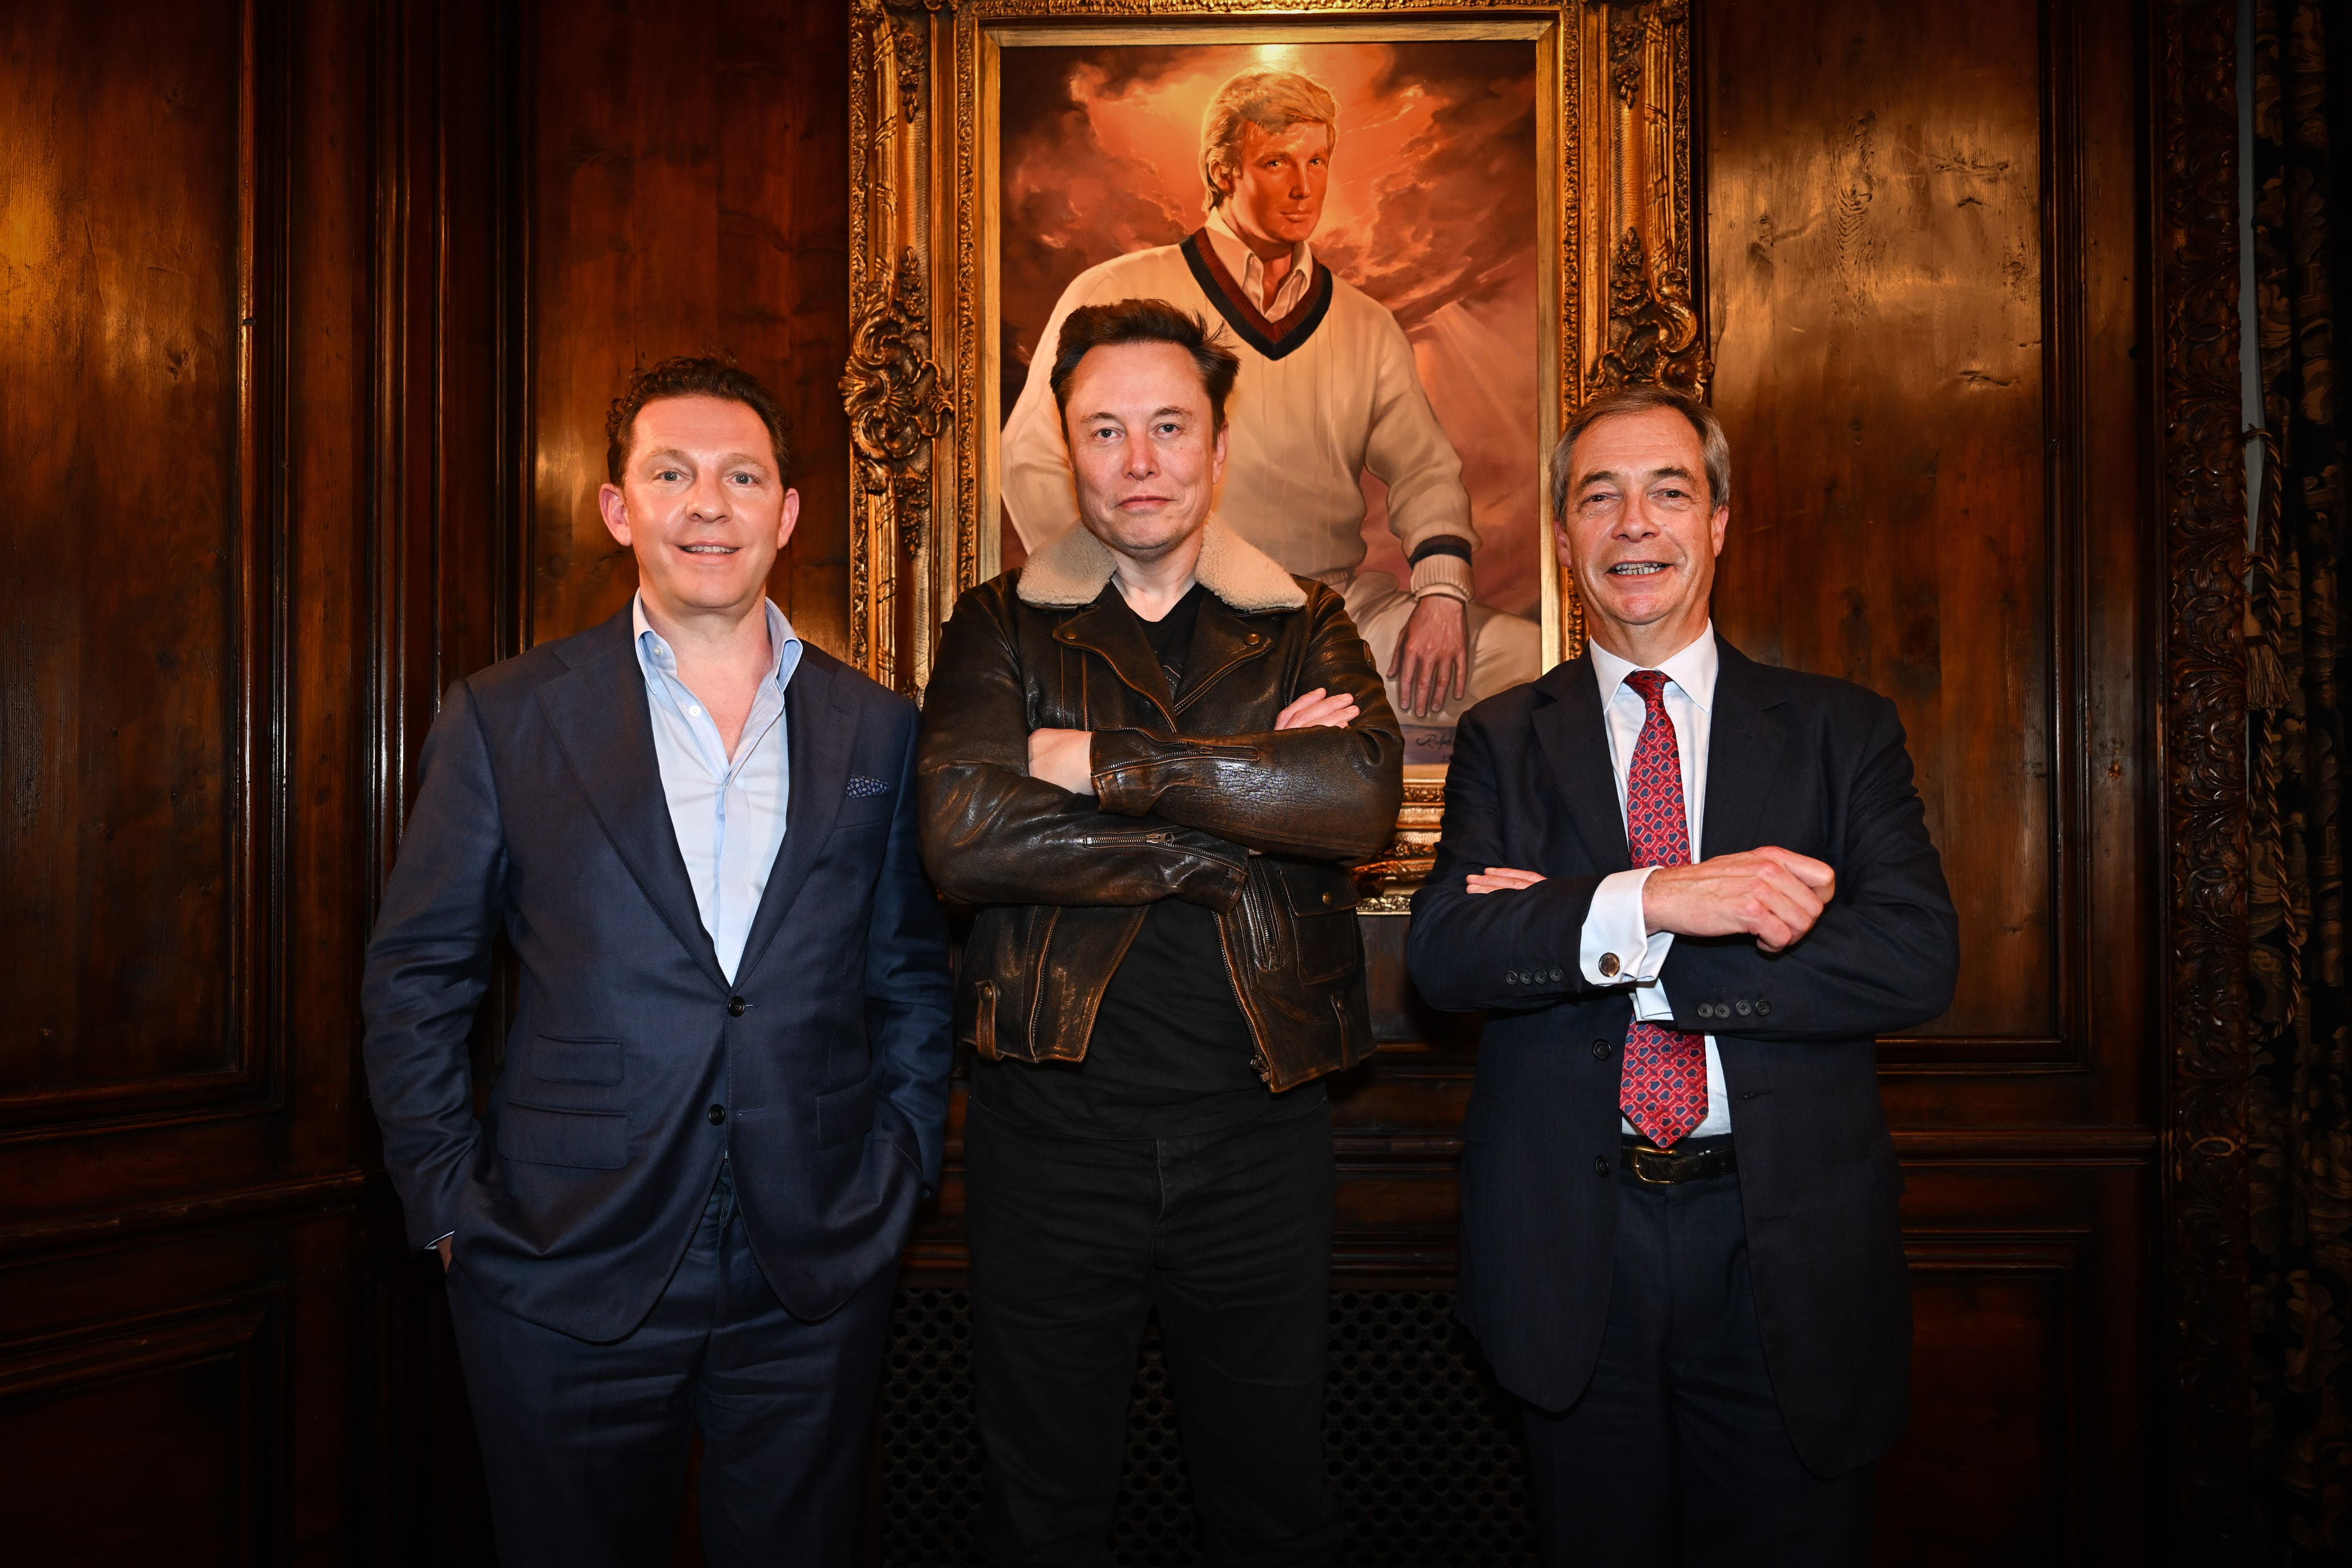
845, 775, 892, 799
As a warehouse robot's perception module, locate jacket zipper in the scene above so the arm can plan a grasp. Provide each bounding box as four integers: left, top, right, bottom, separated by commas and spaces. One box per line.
1214, 887, 1276, 1086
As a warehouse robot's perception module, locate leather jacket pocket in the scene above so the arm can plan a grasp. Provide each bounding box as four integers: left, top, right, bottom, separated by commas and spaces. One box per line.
1282, 864, 1362, 985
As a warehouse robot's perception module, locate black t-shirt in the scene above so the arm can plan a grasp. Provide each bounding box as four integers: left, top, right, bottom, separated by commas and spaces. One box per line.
974, 583, 1325, 1138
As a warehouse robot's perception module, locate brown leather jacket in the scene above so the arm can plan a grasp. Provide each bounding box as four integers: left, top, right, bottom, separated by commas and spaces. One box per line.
917, 521, 1405, 1091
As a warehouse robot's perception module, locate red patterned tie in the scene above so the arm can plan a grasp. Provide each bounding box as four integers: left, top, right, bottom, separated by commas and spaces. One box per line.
1620, 669, 1707, 1147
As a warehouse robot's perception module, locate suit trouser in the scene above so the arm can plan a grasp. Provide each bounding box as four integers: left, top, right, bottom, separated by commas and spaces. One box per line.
1520, 1152, 1875, 1568
965, 1094, 1344, 1568
443, 1160, 894, 1568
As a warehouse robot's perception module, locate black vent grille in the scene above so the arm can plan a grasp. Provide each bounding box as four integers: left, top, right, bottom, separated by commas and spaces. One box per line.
877, 1288, 1537, 1566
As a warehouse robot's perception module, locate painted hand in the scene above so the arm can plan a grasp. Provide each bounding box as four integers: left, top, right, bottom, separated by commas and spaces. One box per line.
1389, 594, 1468, 718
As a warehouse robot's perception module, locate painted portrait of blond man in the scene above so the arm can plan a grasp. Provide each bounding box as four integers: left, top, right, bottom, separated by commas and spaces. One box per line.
997, 43, 1544, 763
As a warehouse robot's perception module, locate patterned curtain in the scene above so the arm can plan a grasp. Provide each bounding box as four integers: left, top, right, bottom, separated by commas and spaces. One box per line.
2247, 0, 2351, 1558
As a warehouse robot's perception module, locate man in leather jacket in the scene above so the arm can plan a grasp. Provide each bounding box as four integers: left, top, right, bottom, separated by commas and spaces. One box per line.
919, 297, 1403, 1566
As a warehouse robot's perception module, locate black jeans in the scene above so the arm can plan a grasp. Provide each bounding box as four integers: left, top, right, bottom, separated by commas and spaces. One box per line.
1520, 1149, 1876, 1567
965, 1095, 1343, 1568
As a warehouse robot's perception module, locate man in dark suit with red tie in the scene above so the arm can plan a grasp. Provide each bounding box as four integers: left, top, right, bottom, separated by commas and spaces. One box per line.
1408, 386, 1958, 1563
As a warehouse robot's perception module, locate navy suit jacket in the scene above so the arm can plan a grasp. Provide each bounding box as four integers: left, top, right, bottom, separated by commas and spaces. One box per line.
1407, 636, 1957, 1475
362, 608, 953, 1342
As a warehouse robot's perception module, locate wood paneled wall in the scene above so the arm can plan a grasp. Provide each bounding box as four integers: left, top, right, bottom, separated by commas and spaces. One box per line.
1705, 0, 2156, 1555
1, 0, 378, 1559
527, 0, 855, 658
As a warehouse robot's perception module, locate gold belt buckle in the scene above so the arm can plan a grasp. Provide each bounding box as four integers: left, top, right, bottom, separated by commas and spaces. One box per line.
1629, 1144, 1677, 1185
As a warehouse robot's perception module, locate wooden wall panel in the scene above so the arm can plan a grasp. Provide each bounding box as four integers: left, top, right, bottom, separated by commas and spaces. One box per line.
0, 0, 253, 1115
1693, 0, 2156, 1557
0, 1302, 278, 1567
527, 0, 853, 654
2, 1, 397, 1563
1704, 0, 2054, 1043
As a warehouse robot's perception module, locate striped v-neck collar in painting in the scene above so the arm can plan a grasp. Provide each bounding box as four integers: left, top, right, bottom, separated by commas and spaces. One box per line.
1179, 229, 1336, 361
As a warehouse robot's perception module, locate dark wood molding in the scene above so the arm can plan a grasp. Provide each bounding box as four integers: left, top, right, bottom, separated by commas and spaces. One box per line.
0, 1170, 366, 1261
2153, 0, 2257, 1557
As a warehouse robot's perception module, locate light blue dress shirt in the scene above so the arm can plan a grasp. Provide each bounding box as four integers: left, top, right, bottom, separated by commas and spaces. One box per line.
1577, 624, 1731, 1137
632, 592, 802, 983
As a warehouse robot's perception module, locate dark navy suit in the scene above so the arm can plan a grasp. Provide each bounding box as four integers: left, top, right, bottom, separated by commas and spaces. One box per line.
1408, 637, 1957, 1561
362, 607, 952, 1564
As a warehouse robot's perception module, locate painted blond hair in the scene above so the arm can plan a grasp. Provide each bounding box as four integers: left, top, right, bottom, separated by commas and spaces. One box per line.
1198, 68, 1339, 211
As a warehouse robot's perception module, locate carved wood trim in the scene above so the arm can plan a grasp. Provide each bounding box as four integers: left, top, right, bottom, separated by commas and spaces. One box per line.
2153, 0, 2256, 1554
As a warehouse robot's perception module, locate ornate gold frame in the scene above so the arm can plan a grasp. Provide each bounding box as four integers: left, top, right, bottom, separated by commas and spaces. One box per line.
844, 0, 1705, 895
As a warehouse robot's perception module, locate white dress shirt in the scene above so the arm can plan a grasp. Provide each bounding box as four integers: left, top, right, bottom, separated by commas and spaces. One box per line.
632, 592, 802, 983
1202, 206, 1315, 318
1578, 626, 1731, 1137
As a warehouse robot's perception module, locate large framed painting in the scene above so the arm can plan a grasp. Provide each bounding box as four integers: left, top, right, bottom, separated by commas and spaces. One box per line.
845, 0, 1706, 891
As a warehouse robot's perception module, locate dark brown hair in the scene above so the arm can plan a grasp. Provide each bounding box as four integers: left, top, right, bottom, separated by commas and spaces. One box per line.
1048, 299, 1243, 431
1548, 385, 1731, 523
604, 356, 794, 486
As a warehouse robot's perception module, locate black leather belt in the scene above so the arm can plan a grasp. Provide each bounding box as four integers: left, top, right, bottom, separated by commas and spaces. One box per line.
1620, 1135, 1738, 1185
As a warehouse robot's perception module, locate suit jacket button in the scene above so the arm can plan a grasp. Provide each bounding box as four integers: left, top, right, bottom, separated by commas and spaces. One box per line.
1592, 1040, 1613, 1061
1735, 1000, 1753, 1016
707, 1104, 726, 1125
1756, 1000, 1771, 1016
1504, 971, 1519, 985
1549, 967, 1565, 982
1594, 1156, 1610, 1178
1598, 952, 1621, 977
728, 997, 748, 1017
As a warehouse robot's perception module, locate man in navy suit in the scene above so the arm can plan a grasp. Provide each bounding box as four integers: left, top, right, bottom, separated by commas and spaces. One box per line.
362, 357, 952, 1567
1408, 386, 1958, 1564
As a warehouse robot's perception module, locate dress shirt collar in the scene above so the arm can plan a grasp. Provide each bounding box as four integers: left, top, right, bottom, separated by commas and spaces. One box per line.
1204, 207, 1315, 316
631, 591, 800, 694
1590, 621, 1719, 713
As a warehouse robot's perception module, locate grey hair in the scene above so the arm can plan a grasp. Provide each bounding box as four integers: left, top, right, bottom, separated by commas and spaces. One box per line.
1199, 68, 1339, 211
1548, 386, 1732, 524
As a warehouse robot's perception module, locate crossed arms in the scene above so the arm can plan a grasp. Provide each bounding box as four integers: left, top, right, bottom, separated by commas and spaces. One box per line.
915, 586, 1405, 908
1408, 698, 1958, 1041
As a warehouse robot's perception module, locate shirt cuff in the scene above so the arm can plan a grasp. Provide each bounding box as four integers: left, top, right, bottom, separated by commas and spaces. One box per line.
1408, 552, 1475, 603
429, 1231, 454, 1251
1581, 866, 1672, 986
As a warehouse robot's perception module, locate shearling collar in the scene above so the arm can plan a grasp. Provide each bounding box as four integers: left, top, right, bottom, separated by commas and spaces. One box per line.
1014, 517, 1307, 614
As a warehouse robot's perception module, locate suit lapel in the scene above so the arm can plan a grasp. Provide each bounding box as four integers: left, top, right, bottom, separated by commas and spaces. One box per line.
1531, 656, 1633, 874
732, 653, 860, 982
537, 612, 728, 990
1698, 637, 1791, 859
